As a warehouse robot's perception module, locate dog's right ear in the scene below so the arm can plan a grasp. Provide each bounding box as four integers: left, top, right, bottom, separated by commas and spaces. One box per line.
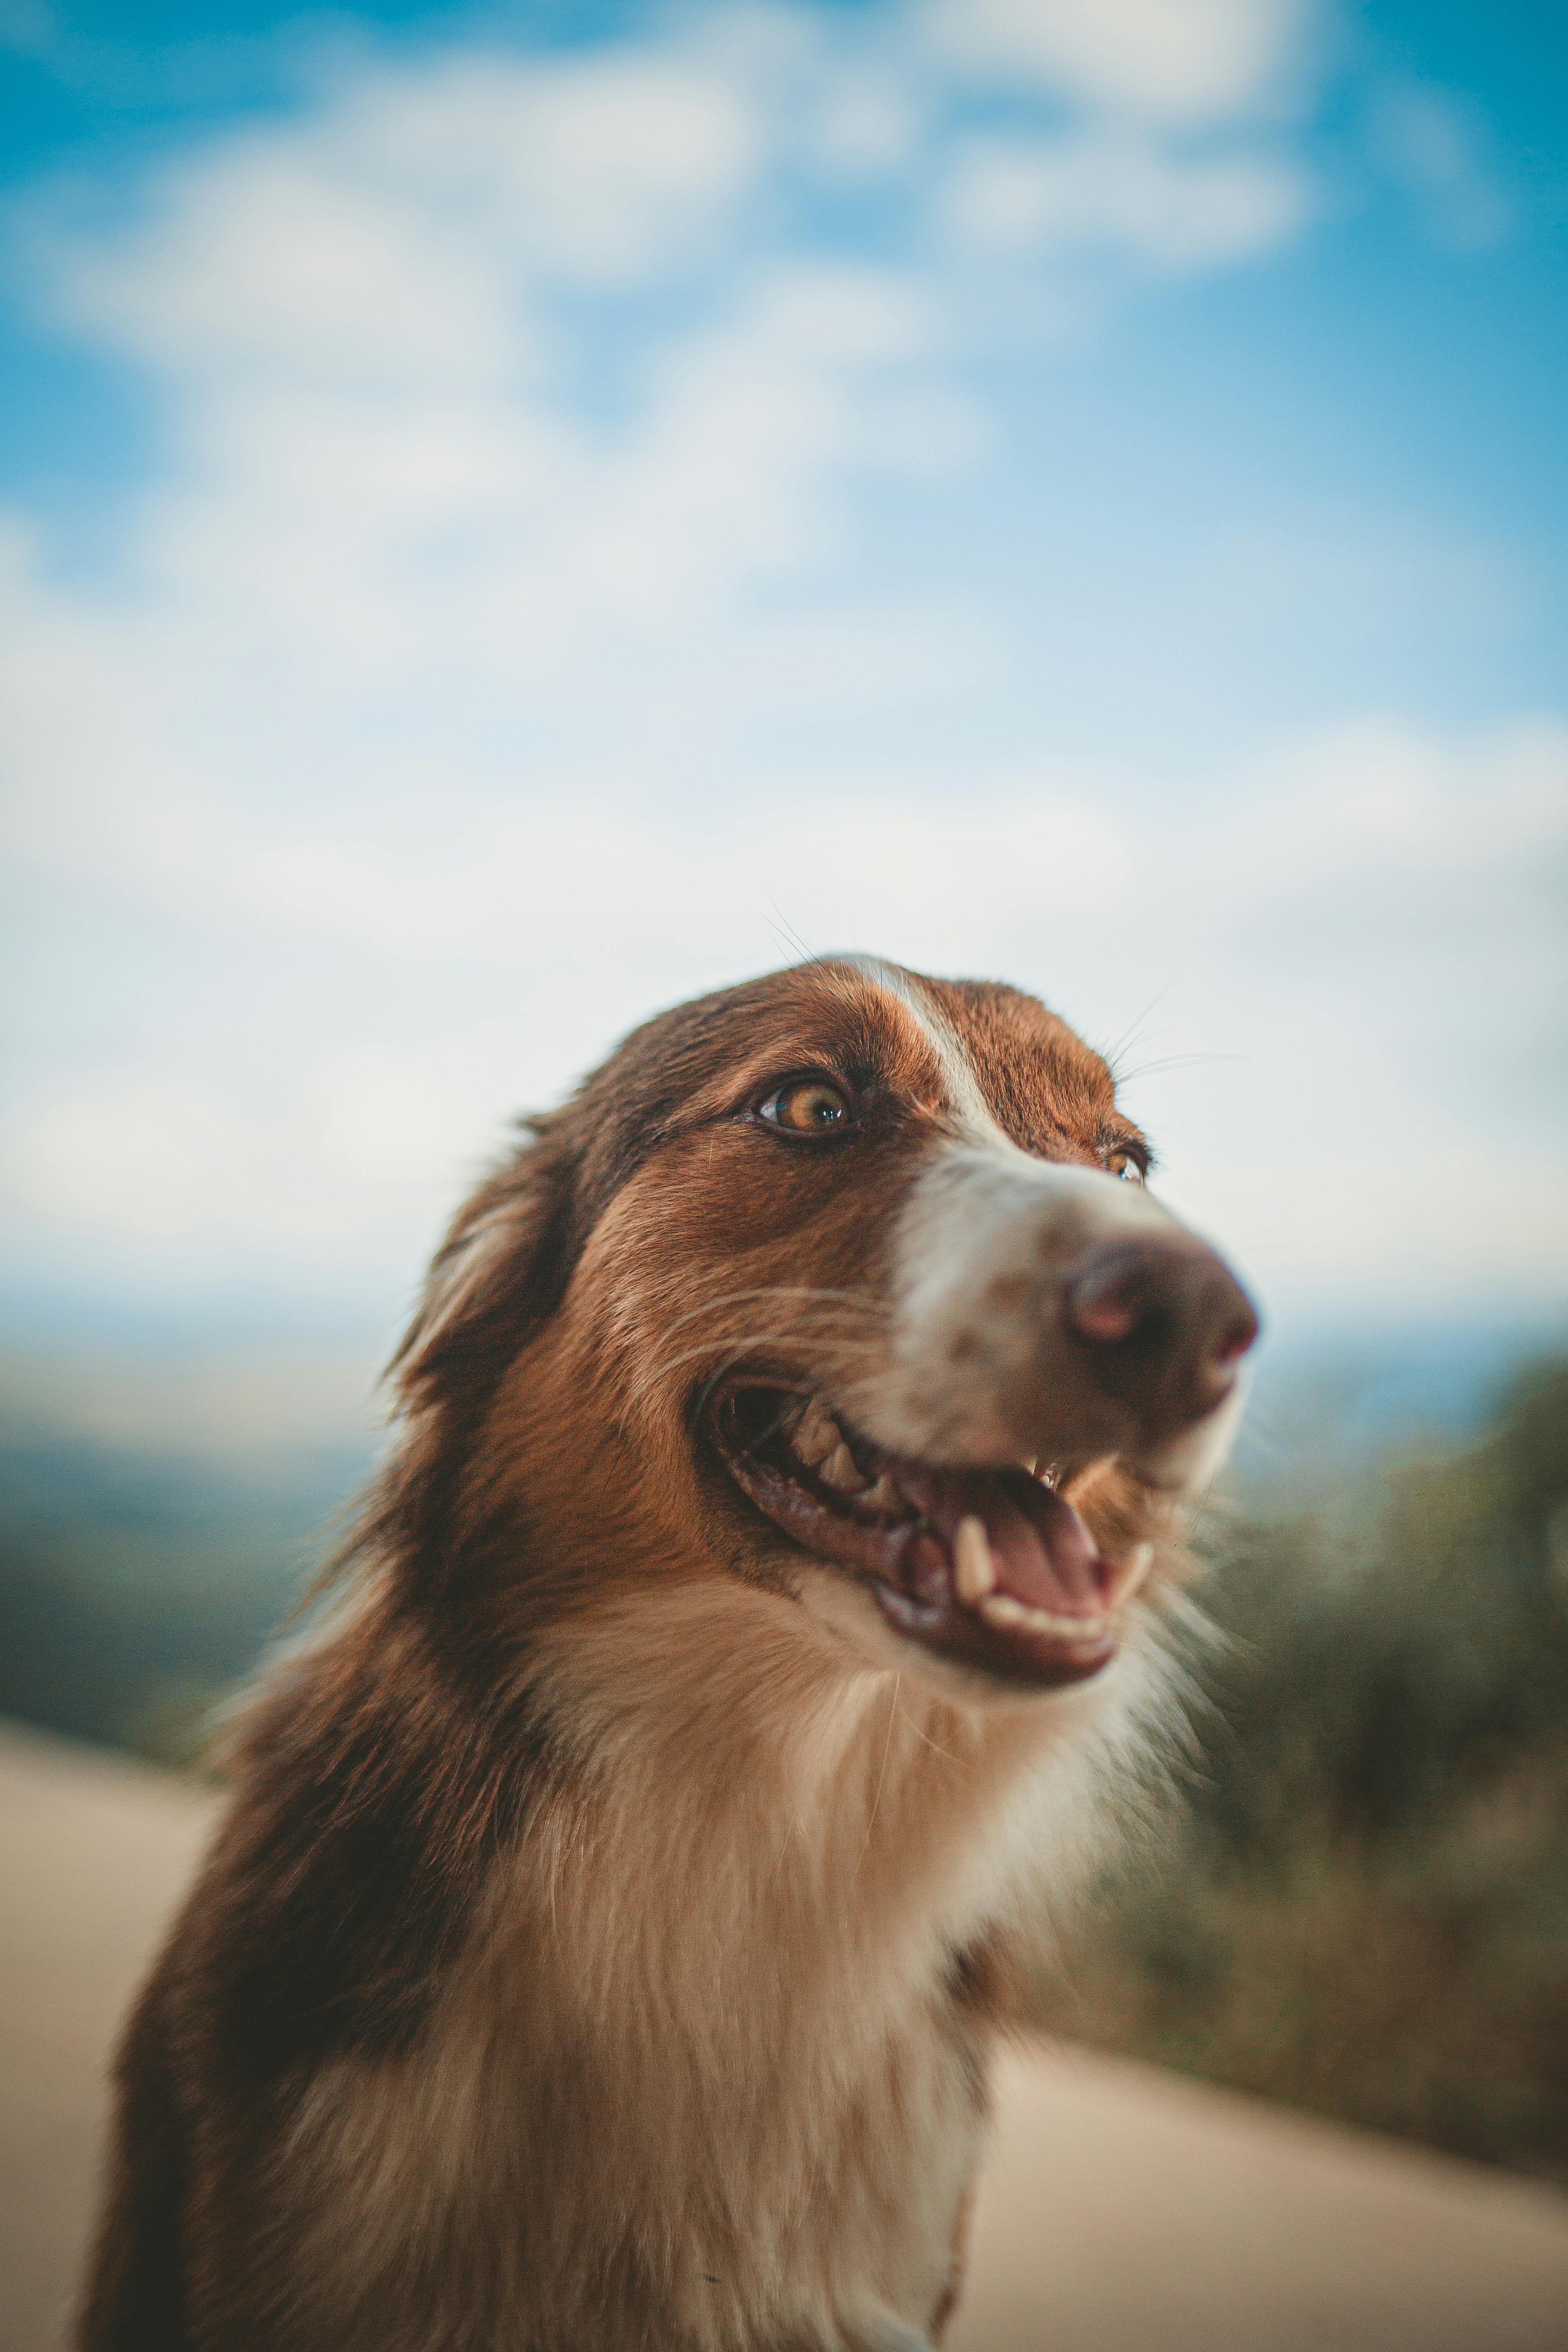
391, 1109, 582, 1415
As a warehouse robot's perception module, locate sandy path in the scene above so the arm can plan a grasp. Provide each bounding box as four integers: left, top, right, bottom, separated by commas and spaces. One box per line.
4, 1721, 1566, 2352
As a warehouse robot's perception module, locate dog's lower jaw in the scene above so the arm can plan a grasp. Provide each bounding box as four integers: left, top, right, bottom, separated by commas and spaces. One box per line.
793, 1557, 1132, 1710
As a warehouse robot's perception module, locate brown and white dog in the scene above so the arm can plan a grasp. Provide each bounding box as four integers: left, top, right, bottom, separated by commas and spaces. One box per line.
80, 956, 1256, 2352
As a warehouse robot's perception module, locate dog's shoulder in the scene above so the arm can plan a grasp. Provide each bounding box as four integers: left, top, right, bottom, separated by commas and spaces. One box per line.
183, 1591, 558, 2094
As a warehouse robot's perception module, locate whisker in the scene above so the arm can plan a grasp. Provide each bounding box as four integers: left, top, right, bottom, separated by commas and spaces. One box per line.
861, 1678, 900, 1862
1116, 1050, 1245, 1083
895, 1698, 962, 1771
766, 901, 823, 970
659, 1315, 889, 1357
651, 1305, 893, 1385
661, 1333, 888, 1382
1101, 982, 1173, 1080
661, 1286, 890, 1340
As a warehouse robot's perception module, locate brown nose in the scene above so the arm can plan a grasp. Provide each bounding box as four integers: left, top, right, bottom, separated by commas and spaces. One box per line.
1063, 1235, 1258, 1440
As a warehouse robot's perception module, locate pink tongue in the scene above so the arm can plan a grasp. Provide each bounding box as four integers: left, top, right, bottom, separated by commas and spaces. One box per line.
897, 1467, 1108, 1616
976, 1488, 1106, 1614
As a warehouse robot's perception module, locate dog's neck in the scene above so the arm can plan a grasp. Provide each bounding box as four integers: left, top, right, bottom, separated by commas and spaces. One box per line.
500, 1575, 1143, 2040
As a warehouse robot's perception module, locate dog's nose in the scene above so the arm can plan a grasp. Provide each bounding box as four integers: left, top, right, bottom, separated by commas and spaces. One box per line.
1063, 1235, 1258, 1438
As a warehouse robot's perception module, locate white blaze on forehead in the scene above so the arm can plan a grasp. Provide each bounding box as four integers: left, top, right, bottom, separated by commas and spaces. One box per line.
832, 951, 1007, 1146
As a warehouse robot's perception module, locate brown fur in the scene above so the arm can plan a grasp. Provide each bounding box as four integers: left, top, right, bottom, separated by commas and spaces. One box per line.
80, 959, 1230, 2352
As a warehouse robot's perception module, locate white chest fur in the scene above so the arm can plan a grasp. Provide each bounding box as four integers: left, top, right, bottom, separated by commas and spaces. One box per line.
275, 1596, 1162, 2350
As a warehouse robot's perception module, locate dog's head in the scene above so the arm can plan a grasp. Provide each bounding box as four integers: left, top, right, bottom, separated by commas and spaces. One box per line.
394, 958, 1256, 1707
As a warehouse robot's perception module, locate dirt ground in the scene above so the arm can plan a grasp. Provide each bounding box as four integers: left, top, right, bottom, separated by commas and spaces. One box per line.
4, 1722, 1566, 2352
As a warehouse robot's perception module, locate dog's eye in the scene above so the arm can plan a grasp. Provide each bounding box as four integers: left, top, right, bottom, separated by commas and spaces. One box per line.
1107, 1149, 1145, 1183
758, 1079, 852, 1139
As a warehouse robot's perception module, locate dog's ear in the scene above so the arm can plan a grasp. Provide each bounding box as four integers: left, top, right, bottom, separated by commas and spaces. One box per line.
334, 1112, 587, 1605
391, 1109, 582, 1414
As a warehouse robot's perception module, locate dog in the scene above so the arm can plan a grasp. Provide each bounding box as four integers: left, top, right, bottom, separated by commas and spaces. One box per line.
80, 955, 1256, 2352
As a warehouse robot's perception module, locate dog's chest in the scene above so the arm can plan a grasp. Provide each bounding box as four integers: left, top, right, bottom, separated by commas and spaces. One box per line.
344, 1954, 993, 2352
654, 1993, 992, 2350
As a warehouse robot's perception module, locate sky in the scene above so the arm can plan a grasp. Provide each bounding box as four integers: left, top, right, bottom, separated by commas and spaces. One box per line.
2, 0, 1566, 1368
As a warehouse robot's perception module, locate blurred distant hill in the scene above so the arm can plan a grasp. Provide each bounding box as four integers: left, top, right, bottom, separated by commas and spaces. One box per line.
0, 1325, 382, 1760
0, 1434, 369, 1760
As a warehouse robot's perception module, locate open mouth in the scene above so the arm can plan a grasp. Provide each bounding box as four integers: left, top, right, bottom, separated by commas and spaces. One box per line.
710, 1386, 1149, 1688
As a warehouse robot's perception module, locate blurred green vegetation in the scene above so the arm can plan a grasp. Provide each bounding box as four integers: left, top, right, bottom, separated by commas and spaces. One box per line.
0, 1436, 361, 1761
1039, 1359, 1568, 2186
3, 1355, 1566, 2183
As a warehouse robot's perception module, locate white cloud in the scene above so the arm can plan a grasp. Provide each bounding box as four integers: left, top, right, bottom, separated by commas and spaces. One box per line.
8, 0, 1322, 742
50, 42, 767, 387
7, 1073, 262, 1246
1171, 1139, 1568, 1308
940, 129, 1309, 266
2, 0, 1320, 762
1241, 717, 1567, 875
809, 69, 922, 175
4, 720, 1564, 1320
210, 791, 1137, 973
334, 47, 764, 283
2, 1024, 530, 1271
922, 0, 1309, 125
54, 146, 524, 388
6, 252, 954, 721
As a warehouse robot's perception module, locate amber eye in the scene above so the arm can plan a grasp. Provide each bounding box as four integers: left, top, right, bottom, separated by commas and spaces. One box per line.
757, 1078, 853, 1139
1107, 1149, 1146, 1184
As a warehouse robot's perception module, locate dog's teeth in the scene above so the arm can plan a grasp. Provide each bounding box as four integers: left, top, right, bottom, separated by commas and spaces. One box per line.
979, 1591, 1110, 1640
821, 1443, 867, 1494
794, 1400, 838, 1466
1032, 1610, 1109, 1640
865, 1473, 901, 1513
953, 1515, 995, 1604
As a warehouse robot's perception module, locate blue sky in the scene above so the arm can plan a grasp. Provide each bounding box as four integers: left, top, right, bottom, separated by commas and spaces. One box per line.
2, 0, 1566, 1359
